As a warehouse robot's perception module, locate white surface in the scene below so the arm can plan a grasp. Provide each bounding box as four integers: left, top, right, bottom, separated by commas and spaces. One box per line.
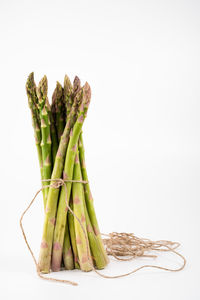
0, 0, 200, 299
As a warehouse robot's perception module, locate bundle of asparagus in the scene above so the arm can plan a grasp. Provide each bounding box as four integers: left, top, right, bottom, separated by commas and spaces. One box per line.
26, 73, 109, 274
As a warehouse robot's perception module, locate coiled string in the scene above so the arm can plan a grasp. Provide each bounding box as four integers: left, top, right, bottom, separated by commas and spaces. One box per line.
19, 179, 186, 286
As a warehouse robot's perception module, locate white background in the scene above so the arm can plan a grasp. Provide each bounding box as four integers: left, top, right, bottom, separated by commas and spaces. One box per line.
0, 0, 199, 299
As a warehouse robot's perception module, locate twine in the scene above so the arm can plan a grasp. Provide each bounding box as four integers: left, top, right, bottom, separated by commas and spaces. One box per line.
20, 178, 186, 286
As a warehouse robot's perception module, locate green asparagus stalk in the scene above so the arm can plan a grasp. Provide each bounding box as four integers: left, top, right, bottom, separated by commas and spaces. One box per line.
68, 197, 80, 269
62, 217, 74, 270
73, 77, 108, 264
52, 82, 65, 142
74, 76, 108, 266
50, 114, 58, 164
46, 98, 58, 165
38, 88, 83, 273
26, 73, 42, 173
61, 75, 81, 263
36, 76, 52, 208
72, 143, 108, 269
72, 149, 93, 271
78, 133, 109, 264
81, 175, 108, 269
26, 73, 46, 205
51, 83, 91, 272
60, 76, 76, 270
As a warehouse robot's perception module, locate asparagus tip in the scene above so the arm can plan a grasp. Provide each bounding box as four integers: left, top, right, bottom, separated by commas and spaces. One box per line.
73, 76, 81, 94
52, 81, 63, 103
37, 75, 48, 100
83, 82, 91, 105
64, 74, 73, 96
26, 72, 35, 92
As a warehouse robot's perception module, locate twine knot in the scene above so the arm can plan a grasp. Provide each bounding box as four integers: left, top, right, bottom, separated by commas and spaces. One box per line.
52, 179, 65, 189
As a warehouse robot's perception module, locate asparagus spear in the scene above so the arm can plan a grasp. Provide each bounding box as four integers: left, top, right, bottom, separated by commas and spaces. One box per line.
71, 149, 92, 271
38, 87, 83, 273
50, 114, 58, 165
36, 76, 52, 208
81, 172, 108, 269
26, 73, 45, 204
52, 82, 65, 142
73, 76, 108, 266
26, 73, 42, 174
57, 76, 75, 270
75, 77, 106, 260
78, 133, 109, 264
61, 75, 81, 259
51, 83, 91, 272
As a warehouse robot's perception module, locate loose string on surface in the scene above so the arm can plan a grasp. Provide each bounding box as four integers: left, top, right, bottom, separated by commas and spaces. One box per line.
19, 179, 186, 286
